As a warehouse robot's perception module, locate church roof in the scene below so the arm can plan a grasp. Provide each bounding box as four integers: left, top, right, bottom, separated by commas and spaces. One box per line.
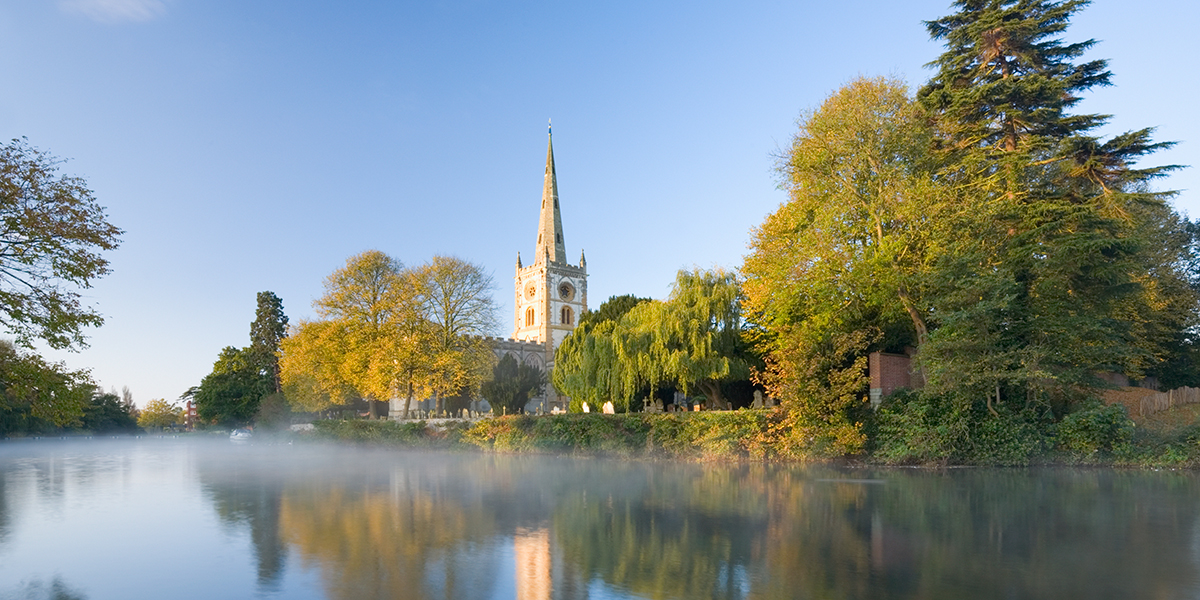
535, 122, 567, 264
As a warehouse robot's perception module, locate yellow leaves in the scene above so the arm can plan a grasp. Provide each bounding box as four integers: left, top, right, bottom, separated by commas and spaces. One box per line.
137, 398, 182, 429
281, 251, 498, 414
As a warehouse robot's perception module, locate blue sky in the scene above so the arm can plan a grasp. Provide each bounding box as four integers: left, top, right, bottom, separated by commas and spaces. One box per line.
1, 0, 1197, 406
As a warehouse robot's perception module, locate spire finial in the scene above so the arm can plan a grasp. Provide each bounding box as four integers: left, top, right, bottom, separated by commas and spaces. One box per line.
548, 118, 552, 136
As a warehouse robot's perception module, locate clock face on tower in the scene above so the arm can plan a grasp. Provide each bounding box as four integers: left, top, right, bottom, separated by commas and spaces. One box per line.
558, 282, 574, 300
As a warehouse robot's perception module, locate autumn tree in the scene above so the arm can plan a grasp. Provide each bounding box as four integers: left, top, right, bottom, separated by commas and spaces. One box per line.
410, 255, 498, 416
279, 319, 353, 414
138, 399, 183, 430
282, 251, 408, 418
741, 78, 943, 451
744, 77, 943, 354
392, 267, 439, 419
279, 251, 446, 419
0, 138, 122, 349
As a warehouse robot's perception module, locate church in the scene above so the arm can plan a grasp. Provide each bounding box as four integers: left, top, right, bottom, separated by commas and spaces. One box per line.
397, 125, 586, 417
496, 124, 588, 413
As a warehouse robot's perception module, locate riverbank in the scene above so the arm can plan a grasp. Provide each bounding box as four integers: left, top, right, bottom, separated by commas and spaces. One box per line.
308, 410, 800, 461
302, 406, 1200, 467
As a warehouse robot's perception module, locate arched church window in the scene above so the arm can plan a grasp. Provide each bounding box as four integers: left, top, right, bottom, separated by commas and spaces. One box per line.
525, 307, 535, 327
561, 306, 573, 325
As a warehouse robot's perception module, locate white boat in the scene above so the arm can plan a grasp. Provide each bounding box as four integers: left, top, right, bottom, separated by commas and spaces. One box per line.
230, 428, 253, 441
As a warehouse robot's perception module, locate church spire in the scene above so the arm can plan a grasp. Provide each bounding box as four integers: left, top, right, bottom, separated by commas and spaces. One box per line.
535, 121, 566, 264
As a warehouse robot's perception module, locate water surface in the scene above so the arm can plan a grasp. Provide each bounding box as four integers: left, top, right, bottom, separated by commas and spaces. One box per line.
0, 438, 1197, 599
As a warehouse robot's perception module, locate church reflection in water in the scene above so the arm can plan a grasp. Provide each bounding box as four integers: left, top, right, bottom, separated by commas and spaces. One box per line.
192, 445, 1200, 600
514, 528, 550, 600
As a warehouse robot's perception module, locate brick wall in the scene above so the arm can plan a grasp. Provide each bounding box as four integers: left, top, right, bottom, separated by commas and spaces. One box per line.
869, 352, 920, 408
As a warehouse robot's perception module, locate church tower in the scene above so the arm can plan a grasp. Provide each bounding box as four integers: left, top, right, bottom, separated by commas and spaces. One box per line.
513, 124, 588, 379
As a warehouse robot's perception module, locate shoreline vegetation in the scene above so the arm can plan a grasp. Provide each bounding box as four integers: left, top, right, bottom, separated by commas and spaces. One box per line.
299, 404, 1200, 469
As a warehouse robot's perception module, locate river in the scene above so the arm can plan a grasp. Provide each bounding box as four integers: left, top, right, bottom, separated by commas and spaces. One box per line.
0, 438, 1196, 599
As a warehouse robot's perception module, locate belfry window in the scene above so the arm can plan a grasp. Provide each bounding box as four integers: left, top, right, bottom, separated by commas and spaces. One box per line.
525, 307, 535, 327
561, 306, 573, 325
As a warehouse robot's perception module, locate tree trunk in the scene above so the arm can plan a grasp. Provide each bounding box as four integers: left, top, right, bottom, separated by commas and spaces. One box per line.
402, 379, 413, 420
367, 397, 378, 420
986, 386, 1000, 417
897, 285, 928, 386
701, 380, 726, 410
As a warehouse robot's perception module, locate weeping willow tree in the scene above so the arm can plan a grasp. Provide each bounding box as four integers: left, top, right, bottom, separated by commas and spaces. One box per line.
553, 319, 632, 411
553, 269, 752, 412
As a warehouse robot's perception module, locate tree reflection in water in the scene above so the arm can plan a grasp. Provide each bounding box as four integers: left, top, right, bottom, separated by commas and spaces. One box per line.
198, 448, 292, 592
194, 446, 1200, 600
279, 482, 497, 599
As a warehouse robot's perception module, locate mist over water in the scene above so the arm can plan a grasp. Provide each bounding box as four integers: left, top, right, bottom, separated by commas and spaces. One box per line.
1, 439, 1199, 600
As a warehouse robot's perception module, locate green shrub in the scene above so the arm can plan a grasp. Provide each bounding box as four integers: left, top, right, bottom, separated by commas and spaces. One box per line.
874, 391, 969, 464
461, 411, 790, 460
968, 411, 1044, 466
1054, 403, 1134, 459
874, 390, 1048, 465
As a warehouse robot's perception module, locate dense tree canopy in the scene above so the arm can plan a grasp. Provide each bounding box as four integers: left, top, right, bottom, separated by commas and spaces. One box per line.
283, 251, 411, 418
554, 270, 752, 412
579, 294, 649, 328
195, 346, 269, 426
0, 138, 122, 349
0, 339, 94, 434
138, 398, 183, 429
81, 391, 141, 434
742, 77, 943, 453
915, 0, 1186, 405
280, 252, 497, 418
411, 255, 499, 415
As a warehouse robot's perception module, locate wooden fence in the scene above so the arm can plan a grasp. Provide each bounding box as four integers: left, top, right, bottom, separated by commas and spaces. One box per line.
1138, 386, 1200, 417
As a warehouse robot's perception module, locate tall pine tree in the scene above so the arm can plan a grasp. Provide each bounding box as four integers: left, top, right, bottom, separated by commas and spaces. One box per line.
250, 291, 289, 394
916, 0, 1186, 410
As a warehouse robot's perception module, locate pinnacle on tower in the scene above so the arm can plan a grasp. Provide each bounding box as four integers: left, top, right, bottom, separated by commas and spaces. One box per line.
535, 123, 567, 264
